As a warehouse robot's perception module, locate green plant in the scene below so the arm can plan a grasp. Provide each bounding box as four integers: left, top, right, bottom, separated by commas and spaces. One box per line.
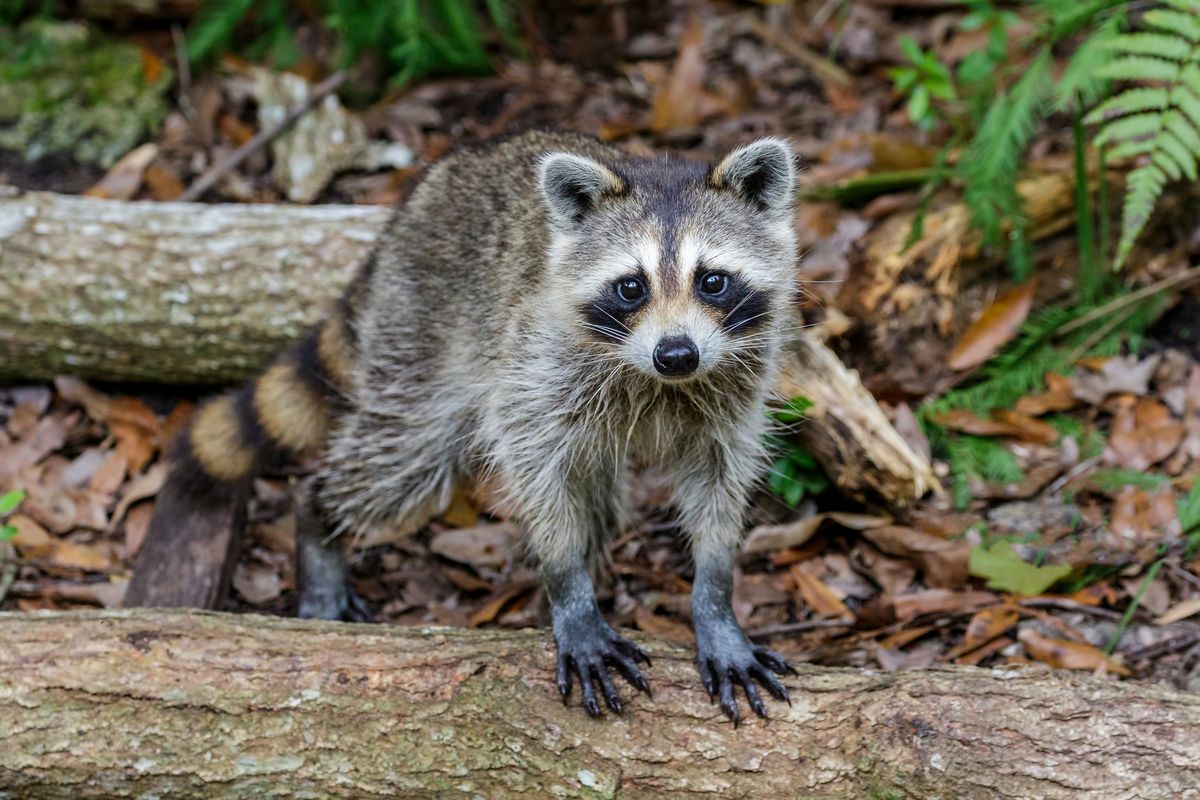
186, 0, 521, 87
766, 397, 830, 508
921, 289, 1162, 509
889, 35, 956, 132
0, 489, 25, 541
1087, 0, 1200, 268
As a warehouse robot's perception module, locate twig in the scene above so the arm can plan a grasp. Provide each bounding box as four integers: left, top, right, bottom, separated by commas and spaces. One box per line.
1066, 301, 1142, 363
1018, 596, 1124, 621
1056, 263, 1200, 337
1123, 629, 1200, 662
179, 71, 348, 202
746, 18, 853, 89
747, 619, 851, 639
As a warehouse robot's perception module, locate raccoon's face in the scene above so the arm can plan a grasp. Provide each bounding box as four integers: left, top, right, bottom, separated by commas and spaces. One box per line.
538, 140, 797, 384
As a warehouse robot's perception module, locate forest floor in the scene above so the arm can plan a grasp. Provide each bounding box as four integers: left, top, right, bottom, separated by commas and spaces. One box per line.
2, 0, 1200, 694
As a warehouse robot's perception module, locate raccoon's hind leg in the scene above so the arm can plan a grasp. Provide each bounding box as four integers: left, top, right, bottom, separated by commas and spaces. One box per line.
295, 479, 371, 622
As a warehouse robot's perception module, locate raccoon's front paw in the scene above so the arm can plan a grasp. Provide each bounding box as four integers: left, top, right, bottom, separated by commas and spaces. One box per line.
554, 621, 652, 717
297, 582, 372, 623
695, 622, 793, 725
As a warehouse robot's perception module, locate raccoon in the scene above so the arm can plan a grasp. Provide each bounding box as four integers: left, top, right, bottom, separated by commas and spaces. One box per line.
144, 130, 800, 722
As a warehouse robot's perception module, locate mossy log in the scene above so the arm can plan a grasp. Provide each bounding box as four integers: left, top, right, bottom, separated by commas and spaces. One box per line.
1, 609, 1198, 799
0, 188, 933, 507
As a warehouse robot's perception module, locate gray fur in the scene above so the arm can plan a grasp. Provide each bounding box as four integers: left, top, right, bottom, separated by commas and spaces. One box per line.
301, 131, 800, 721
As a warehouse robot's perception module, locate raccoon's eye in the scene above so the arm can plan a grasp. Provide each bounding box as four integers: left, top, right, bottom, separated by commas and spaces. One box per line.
699, 271, 730, 296
615, 277, 646, 304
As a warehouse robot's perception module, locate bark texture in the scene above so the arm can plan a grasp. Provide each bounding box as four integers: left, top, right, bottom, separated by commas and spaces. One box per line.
2, 609, 1198, 799
0, 189, 933, 508
0, 188, 389, 384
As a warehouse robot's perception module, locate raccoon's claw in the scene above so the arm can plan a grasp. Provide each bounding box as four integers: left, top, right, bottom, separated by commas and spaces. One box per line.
554, 627, 652, 717
696, 638, 792, 725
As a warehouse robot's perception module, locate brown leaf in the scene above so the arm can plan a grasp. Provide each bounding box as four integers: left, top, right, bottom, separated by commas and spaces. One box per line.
1015, 373, 1079, 417
6, 401, 41, 440
430, 523, 519, 570
1110, 486, 1179, 543
51, 539, 115, 572
893, 589, 996, 620
54, 377, 112, 423
1072, 354, 1161, 405
232, 562, 283, 605
791, 568, 854, 621
956, 635, 1012, 666
7, 514, 54, 559
947, 279, 1037, 371
112, 463, 167, 525
934, 409, 1057, 445
650, 16, 705, 133
1107, 398, 1184, 471
946, 605, 1019, 659
89, 450, 129, 496
1156, 597, 1200, 625
744, 512, 891, 554
122, 501, 155, 559
1017, 628, 1130, 675
635, 605, 695, 644
84, 143, 160, 200
144, 162, 185, 201
878, 626, 935, 650
440, 487, 479, 529
0, 415, 71, 481
861, 525, 971, 589
108, 397, 160, 474
468, 582, 536, 627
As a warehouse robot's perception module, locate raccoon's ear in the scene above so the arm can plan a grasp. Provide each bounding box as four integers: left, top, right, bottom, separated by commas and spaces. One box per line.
709, 138, 796, 214
538, 152, 626, 224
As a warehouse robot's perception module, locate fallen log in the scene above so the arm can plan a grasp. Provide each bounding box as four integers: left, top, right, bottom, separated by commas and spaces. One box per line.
0, 188, 936, 510
1, 609, 1197, 799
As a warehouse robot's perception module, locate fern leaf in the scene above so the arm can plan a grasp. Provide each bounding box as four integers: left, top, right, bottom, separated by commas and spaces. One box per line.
1162, 0, 1200, 12
1106, 32, 1192, 59
1144, 9, 1200, 41
1055, 15, 1121, 110
1173, 82, 1200, 132
1166, 108, 1200, 150
1116, 163, 1169, 267
1098, 55, 1183, 83
1153, 149, 1184, 179
1094, 111, 1166, 145
1085, 87, 1169, 124
1160, 128, 1199, 178
1107, 138, 1157, 159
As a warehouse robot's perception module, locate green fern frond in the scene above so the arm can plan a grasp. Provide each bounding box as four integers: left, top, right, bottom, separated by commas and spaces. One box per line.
1087, 87, 1168, 119
1054, 14, 1121, 110
959, 47, 1052, 278
1106, 31, 1191, 59
1088, 0, 1200, 268
1144, 7, 1200, 40
1098, 55, 1186, 83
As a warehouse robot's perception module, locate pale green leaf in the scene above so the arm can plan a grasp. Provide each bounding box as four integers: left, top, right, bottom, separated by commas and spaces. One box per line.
1106, 32, 1192, 60
1166, 108, 1200, 150
1084, 87, 1170, 124
1144, 9, 1200, 42
1095, 111, 1166, 146
1108, 138, 1157, 159
1153, 148, 1183, 179
969, 542, 1072, 595
1173, 83, 1200, 131
1161, 129, 1199, 178
1098, 55, 1183, 82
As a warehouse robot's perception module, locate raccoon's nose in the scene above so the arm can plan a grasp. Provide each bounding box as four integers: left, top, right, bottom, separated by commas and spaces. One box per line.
653, 336, 699, 377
